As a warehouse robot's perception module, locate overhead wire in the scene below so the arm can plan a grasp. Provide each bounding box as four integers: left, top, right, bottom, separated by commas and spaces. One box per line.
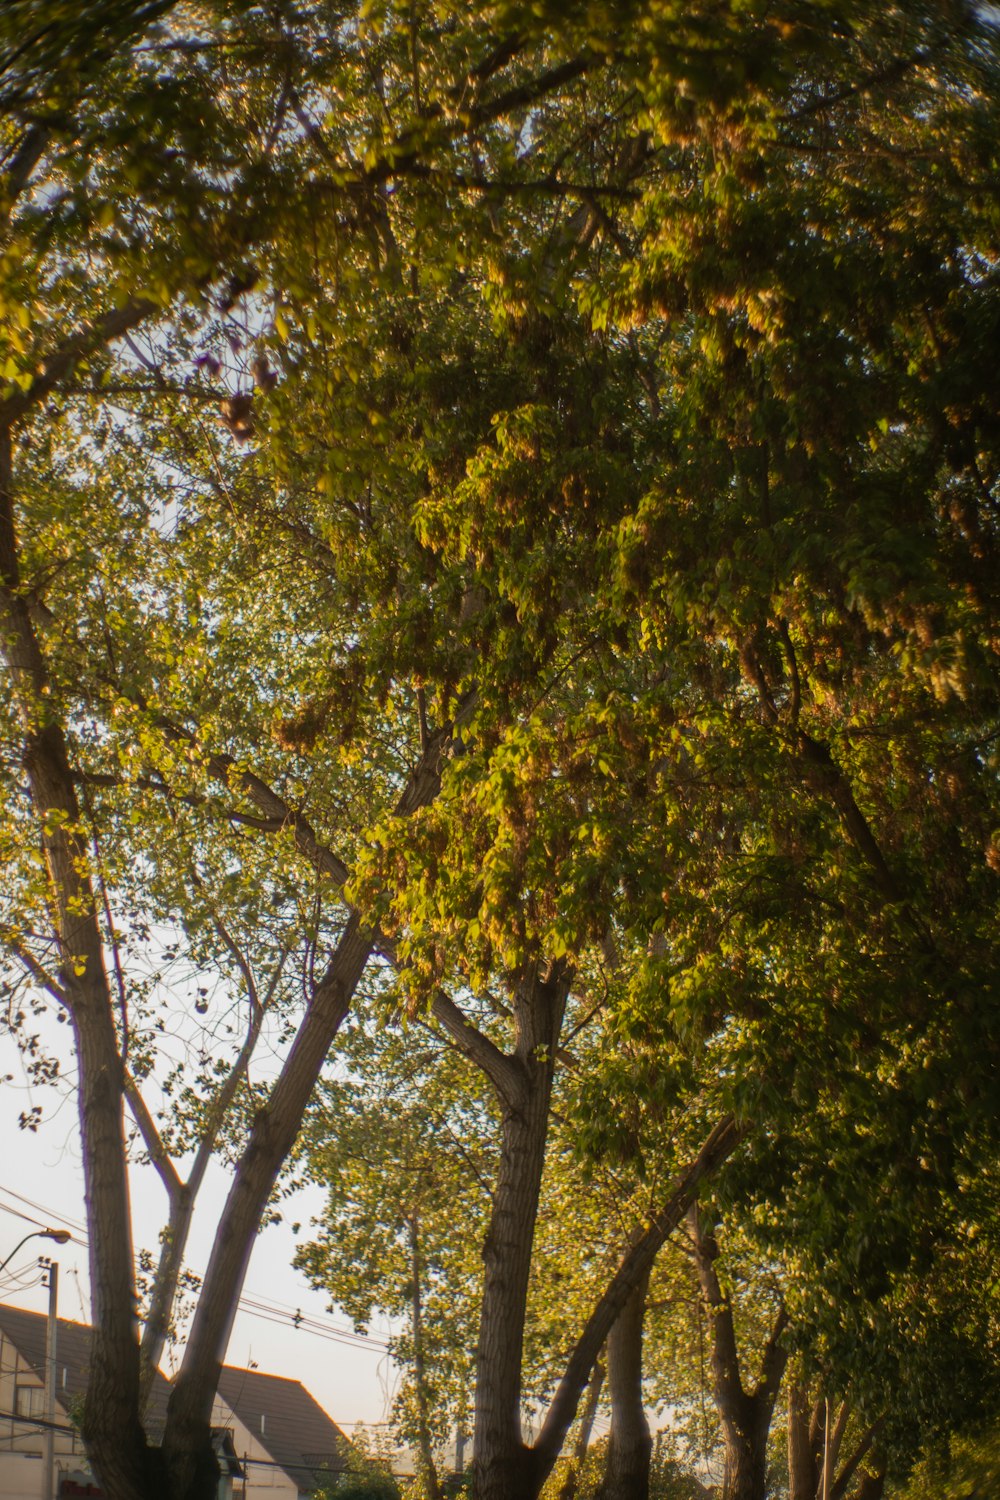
0, 1183, 391, 1353
0, 1263, 46, 1293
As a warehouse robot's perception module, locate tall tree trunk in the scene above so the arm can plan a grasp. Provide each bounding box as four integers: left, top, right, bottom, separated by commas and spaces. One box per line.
718, 1408, 772, 1500
161, 916, 372, 1500
599, 1265, 652, 1500
0, 428, 159, 1500
75, 993, 161, 1500
158, 737, 449, 1497
832, 1420, 884, 1500
787, 1376, 883, 1500
687, 1207, 787, 1500
820, 1397, 851, 1500
140, 1185, 193, 1413
557, 1353, 605, 1500
529, 1116, 745, 1490
425, 948, 742, 1500
788, 1384, 820, 1500
472, 962, 568, 1500
410, 1214, 443, 1500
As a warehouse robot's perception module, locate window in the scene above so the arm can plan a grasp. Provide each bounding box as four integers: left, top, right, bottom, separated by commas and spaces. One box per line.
14, 1384, 45, 1419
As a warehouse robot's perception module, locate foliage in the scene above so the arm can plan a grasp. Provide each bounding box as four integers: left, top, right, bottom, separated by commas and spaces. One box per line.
542, 1433, 711, 1500
295, 1019, 493, 1454
316, 1429, 402, 1500
889, 1419, 1000, 1500
3, 2, 1000, 1498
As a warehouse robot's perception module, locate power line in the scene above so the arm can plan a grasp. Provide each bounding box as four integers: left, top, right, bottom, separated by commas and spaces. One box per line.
0, 1196, 80, 1241
0, 1265, 45, 1294
0, 1184, 84, 1227
235, 1297, 388, 1351
0, 1184, 391, 1353
0, 1409, 74, 1435
0, 1412, 352, 1478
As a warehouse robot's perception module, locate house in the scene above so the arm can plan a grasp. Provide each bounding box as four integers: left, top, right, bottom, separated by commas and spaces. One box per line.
0, 1305, 348, 1499
212, 1367, 349, 1496
0, 1302, 110, 1500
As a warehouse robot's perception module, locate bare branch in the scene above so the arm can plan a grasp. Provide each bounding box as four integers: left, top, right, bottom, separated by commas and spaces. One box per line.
4, 935, 67, 1005
123, 1072, 181, 1202
0, 299, 158, 430
531, 1115, 745, 1483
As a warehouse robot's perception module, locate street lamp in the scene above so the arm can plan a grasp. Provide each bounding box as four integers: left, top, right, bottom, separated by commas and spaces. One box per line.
38, 1255, 67, 1500
0, 1228, 73, 1500
0, 1227, 71, 1276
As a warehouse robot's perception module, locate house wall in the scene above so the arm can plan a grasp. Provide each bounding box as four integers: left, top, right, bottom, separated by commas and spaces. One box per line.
208, 1399, 299, 1500
0, 1331, 89, 1497
0, 1454, 45, 1500
0, 1333, 315, 1500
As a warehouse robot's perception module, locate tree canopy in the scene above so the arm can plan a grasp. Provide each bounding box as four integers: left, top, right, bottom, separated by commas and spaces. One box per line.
2, 4, 1000, 1500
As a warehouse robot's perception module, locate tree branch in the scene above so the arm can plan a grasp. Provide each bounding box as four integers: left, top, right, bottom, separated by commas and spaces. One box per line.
754, 1302, 790, 1403
0, 122, 50, 225
831, 1416, 885, 1500
530, 1114, 745, 1485
686, 1205, 746, 1410
5, 936, 67, 1005
124, 1072, 181, 1202
432, 984, 525, 1109
0, 299, 158, 430
784, 33, 962, 123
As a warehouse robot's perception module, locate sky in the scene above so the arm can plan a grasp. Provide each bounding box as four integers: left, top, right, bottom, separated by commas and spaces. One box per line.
0, 1045, 399, 1433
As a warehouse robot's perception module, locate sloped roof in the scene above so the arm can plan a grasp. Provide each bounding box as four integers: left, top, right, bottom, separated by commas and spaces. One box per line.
0, 1303, 172, 1435
0, 1304, 349, 1494
217, 1365, 349, 1492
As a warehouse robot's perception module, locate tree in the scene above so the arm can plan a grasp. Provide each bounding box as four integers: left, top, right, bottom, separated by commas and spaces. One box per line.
785, 1381, 886, 1500
1, 3, 646, 1495
685, 1208, 787, 1500
295, 1020, 495, 1498
597, 1264, 654, 1500
5, 5, 1000, 1500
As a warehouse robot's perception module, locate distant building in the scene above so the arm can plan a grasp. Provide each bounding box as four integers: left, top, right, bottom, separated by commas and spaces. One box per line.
213, 1366, 350, 1496
0, 1304, 348, 1499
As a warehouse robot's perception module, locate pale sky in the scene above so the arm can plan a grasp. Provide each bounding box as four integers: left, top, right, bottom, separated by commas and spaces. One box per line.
0, 1045, 398, 1432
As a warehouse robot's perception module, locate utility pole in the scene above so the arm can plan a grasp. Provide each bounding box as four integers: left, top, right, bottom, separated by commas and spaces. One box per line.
43, 1257, 58, 1500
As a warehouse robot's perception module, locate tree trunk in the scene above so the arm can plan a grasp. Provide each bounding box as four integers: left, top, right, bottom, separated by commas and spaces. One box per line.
719, 1406, 772, 1500
472, 1052, 556, 1500
557, 1353, 605, 1500
787, 1377, 883, 1500
140, 1186, 193, 1413
75, 991, 164, 1500
788, 1385, 819, 1500
849, 1467, 885, 1500
820, 1398, 851, 1500
161, 916, 372, 1499
1, 427, 160, 1500
529, 1116, 744, 1489
410, 1214, 443, 1500
687, 1208, 787, 1500
471, 963, 568, 1500
599, 1265, 652, 1500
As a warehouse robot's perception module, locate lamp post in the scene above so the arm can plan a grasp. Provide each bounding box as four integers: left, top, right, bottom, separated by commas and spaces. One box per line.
1, 1229, 71, 1500
0, 1227, 71, 1277
41, 1256, 59, 1500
